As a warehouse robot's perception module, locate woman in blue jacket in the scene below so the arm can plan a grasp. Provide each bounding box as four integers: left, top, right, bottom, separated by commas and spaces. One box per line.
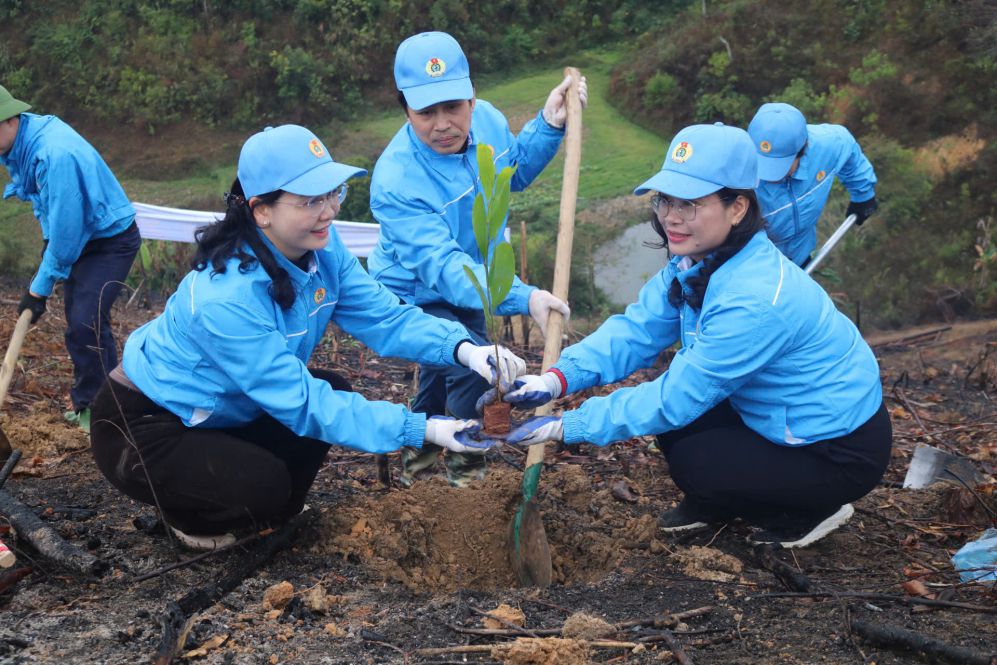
90, 125, 513, 550
500, 123, 892, 548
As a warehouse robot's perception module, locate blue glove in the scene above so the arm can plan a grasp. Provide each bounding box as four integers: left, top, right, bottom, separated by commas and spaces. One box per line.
504, 416, 564, 447
424, 416, 501, 452
504, 373, 562, 409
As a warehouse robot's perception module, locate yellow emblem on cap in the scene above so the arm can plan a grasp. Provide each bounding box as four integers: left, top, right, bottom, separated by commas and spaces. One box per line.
671, 141, 693, 164
308, 139, 325, 158
759, 140, 772, 154
425, 57, 446, 78
314, 287, 326, 305
816, 170, 826, 182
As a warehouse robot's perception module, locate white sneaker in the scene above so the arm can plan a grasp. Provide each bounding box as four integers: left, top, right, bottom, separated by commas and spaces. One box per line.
169, 525, 237, 551
748, 504, 855, 549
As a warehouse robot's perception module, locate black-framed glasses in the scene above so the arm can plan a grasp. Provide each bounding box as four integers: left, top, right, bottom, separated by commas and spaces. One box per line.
274, 184, 348, 215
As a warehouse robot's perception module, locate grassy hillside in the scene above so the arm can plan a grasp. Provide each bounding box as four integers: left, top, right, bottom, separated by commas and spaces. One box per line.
1, 46, 663, 314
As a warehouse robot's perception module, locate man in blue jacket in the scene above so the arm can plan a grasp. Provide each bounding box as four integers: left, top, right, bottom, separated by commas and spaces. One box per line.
0, 85, 140, 431
747, 102, 878, 266
368, 32, 582, 487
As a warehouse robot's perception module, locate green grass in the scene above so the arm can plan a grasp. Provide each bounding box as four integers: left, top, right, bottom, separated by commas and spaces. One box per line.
0, 45, 666, 280
331, 47, 667, 211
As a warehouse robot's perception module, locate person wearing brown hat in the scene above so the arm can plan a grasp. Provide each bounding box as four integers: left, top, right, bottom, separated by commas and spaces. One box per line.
0, 85, 141, 432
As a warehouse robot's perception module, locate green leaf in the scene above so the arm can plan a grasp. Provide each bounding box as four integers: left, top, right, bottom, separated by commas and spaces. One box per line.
488, 242, 515, 309
471, 193, 490, 262
488, 166, 515, 241
463, 264, 491, 313
139, 243, 152, 272
476, 143, 496, 201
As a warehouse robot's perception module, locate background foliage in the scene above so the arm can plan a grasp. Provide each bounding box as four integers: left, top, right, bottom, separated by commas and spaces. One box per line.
1, 0, 995, 330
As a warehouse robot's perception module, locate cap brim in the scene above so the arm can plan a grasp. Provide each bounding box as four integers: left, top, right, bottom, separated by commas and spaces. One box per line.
756, 154, 796, 182
0, 99, 31, 123
401, 77, 473, 111
633, 169, 723, 200
282, 161, 367, 197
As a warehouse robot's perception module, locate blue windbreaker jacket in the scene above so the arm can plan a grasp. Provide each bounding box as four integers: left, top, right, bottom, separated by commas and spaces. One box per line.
368, 100, 563, 313
557, 232, 882, 447
123, 229, 470, 454
756, 124, 877, 265
1, 113, 135, 296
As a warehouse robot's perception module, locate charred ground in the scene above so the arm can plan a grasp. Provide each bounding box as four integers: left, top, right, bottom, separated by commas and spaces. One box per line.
0, 282, 994, 664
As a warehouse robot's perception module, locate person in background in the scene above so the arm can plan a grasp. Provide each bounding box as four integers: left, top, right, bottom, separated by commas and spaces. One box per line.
747, 102, 878, 267
0, 84, 141, 432
368, 31, 584, 487
497, 122, 892, 549
89, 125, 511, 551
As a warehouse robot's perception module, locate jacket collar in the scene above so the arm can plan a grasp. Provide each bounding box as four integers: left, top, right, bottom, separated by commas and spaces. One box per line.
1, 113, 49, 172
254, 229, 318, 289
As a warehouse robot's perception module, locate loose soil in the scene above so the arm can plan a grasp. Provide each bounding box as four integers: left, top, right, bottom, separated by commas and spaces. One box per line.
0, 281, 994, 664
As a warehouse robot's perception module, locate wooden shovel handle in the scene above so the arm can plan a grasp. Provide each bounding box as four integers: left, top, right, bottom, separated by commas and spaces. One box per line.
525, 67, 583, 468
0, 309, 33, 410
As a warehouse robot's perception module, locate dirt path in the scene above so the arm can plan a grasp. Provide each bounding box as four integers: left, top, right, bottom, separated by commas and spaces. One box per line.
0, 286, 994, 664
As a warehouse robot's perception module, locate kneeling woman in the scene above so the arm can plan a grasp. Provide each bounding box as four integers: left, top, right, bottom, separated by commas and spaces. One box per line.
503, 123, 891, 548
91, 125, 512, 550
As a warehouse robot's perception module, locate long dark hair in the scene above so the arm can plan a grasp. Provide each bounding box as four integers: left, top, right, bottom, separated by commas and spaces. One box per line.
645, 187, 765, 310
192, 178, 297, 309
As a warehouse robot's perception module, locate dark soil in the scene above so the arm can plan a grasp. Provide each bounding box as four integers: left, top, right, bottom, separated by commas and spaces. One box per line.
0, 282, 995, 664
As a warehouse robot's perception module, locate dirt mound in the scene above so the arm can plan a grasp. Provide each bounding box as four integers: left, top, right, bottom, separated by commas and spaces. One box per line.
492, 637, 591, 664
316, 464, 637, 591
0, 408, 88, 459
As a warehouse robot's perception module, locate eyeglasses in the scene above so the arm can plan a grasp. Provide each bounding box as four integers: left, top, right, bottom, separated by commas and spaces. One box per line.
274, 185, 348, 215
650, 194, 706, 222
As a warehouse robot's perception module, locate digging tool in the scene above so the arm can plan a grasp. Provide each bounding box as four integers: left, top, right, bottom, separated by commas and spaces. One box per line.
804, 213, 856, 275
508, 67, 583, 588
902, 443, 985, 489
0, 309, 33, 461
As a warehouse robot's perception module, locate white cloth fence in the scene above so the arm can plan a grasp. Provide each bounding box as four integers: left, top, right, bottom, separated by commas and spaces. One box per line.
132, 202, 381, 258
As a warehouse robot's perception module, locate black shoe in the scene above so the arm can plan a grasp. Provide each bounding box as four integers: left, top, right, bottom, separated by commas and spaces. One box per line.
747, 504, 854, 548
658, 500, 711, 533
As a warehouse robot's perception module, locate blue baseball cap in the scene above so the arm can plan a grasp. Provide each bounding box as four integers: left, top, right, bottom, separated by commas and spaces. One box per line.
238, 125, 366, 199
747, 102, 808, 181
394, 32, 473, 111
634, 123, 758, 199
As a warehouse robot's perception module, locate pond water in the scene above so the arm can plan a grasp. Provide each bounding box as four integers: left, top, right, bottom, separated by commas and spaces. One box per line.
593, 221, 669, 307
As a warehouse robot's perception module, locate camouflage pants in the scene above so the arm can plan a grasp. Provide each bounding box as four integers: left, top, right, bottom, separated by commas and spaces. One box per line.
399, 443, 487, 488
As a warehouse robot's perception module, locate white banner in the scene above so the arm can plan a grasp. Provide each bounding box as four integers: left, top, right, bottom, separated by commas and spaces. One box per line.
132, 202, 381, 258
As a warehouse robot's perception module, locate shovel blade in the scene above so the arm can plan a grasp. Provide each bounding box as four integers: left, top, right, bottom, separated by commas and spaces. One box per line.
903, 443, 985, 489
508, 498, 552, 588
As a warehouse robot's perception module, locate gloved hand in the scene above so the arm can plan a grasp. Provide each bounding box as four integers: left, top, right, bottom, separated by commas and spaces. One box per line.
505, 373, 562, 409
542, 75, 589, 129
504, 416, 564, 447
18, 290, 47, 324
846, 196, 878, 226
457, 342, 526, 391
424, 416, 498, 453
528, 289, 570, 337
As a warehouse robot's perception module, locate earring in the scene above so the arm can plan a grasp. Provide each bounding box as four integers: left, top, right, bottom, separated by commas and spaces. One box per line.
261, 220, 270, 228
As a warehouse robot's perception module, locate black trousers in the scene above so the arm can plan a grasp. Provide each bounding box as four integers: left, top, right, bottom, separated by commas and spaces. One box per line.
63, 222, 142, 411
90, 368, 349, 535
656, 400, 892, 525
411, 302, 490, 419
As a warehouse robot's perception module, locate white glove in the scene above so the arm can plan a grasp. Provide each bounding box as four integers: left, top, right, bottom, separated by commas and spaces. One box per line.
528, 289, 570, 337
457, 342, 526, 391
505, 416, 564, 446
542, 75, 588, 129
424, 416, 495, 453
503, 373, 562, 409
